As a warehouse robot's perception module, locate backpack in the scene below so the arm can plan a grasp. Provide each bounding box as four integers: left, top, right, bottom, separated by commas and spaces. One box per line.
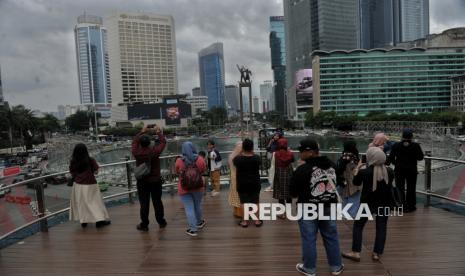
180, 159, 203, 190
213, 149, 222, 163
309, 166, 341, 203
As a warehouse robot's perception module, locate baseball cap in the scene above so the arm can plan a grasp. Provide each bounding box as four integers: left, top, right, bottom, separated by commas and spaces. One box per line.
402, 128, 413, 140
298, 139, 319, 152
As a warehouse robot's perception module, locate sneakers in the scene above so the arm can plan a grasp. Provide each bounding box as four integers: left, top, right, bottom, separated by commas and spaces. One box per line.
197, 220, 206, 229
185, 229, 198, 237
211, 191, 220, 197
296, 263, 315, 276
331, 264, 344, 276
296, 263, 344, 276
136, 223, 149, 232
264, 186, 273, 192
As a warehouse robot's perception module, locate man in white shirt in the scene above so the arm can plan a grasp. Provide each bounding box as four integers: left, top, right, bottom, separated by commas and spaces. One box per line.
207, 140, 222, 196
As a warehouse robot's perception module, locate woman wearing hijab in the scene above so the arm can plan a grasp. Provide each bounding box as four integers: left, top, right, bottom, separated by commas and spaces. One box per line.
342, 147, 394, 262
69, 143, 110, 228
228, 141, 243, 218
368, 133, 387, 152
336, 141, 361, 218
175, 142, 207, 237
271, 138, 295, 218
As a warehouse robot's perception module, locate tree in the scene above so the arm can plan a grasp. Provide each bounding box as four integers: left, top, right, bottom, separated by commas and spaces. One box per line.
65, 111, 93, 132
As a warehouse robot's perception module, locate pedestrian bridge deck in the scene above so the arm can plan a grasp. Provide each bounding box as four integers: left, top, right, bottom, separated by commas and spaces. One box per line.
1, 192, 465, 276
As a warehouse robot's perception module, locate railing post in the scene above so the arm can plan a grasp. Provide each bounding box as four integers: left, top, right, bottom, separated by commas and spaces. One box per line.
35, 181, 48, 232
424, 151, 432, 207
125, 156, 134, 204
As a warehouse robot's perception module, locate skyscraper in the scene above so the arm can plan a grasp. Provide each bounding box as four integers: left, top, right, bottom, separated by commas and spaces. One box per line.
260, 80, 273, 113
105, 12, 178, 104
74, 14, 111, 106
359, 0, 429, 49
198, 43, 225, 109
192, 87, 201, 96
398, 0, 429, 43
284, 0, 359, 87
269, 16, 286, 115
225, 85, 240, 114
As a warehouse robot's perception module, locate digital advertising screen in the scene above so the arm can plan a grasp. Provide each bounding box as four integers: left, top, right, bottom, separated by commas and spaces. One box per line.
295, 69, 313, 106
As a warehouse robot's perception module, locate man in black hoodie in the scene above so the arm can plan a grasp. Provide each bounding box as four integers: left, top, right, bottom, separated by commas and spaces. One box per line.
388, 128, 424, 212
290, 139, 344, 276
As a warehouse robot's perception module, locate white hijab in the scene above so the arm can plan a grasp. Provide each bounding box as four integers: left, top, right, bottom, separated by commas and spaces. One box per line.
366, 147, 389, 191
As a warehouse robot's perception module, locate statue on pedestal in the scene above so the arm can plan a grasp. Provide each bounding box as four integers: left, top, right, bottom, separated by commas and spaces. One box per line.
237, 64, 252, 84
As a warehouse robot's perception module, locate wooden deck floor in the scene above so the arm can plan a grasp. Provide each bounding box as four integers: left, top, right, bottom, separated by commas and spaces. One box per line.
1, 192, 465, 276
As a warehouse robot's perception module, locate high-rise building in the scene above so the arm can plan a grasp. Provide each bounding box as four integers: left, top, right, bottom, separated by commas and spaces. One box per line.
198, 42, 225, 109
225, 85, 240, 114
192, 87, 201, 96
260, 80, 273, 113
269, 16, 286, 115
284, 0, 359, 88
184, 96, 208, 116
398, 0, 429, 43
253, 97, 260, 114
74, 14, 111, 106
359, 0, 429, 49
105, 12, 178, 105
312, 47, 465, 116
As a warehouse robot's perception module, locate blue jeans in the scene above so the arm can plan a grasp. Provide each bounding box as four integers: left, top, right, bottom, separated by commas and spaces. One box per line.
180, 191, 204, 232
298, 208, 343, 274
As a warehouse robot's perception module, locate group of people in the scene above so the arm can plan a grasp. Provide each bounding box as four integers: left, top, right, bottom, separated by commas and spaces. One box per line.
67, 124, 424, 276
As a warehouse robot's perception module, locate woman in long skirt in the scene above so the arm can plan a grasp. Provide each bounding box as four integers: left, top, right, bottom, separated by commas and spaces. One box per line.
228, 141, 243, 218
272, 138, 295, 218
69, 143, 110, 228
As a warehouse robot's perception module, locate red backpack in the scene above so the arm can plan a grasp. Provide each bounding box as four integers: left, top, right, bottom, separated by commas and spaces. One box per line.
180, 159, 203, 190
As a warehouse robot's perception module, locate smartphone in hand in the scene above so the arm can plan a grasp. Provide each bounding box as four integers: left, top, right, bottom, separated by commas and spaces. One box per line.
361, 155, 367, 164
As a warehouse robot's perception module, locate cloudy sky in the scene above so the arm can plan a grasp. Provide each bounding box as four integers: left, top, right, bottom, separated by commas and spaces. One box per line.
0, 0, 464, 112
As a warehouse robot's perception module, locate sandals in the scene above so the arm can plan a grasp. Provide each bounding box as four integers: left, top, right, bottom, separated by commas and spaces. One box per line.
238, 220, 249, 228
254, 220, 263, 227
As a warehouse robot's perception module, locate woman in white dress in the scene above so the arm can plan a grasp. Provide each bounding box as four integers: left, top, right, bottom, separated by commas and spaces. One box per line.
69, 143, 110, 228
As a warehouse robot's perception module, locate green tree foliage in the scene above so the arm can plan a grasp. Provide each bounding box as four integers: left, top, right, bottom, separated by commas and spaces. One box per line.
65, 110, 100, 132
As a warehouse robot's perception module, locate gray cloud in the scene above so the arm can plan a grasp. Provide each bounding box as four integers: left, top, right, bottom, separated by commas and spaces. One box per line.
0, 0, 464, 112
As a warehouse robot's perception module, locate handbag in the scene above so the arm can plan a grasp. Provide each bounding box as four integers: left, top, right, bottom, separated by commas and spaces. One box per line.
134, 151, 153, 180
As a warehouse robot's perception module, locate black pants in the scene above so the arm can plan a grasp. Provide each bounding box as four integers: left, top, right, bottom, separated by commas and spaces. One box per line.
395, 169, 418, 210
352, 215, 389, 254
137, 179, 166, 227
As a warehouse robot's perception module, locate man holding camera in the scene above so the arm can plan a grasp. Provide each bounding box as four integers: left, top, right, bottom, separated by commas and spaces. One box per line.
131, 124, 167, 231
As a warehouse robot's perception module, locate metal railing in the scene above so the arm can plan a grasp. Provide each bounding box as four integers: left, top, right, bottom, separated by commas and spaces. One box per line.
1, 150, 465, 244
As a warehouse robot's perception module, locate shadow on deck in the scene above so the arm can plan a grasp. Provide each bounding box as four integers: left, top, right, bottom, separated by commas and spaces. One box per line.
1, 192, 465, 276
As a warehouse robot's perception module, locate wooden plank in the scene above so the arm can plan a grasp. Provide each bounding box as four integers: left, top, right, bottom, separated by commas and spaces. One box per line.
0, 192, 465, 275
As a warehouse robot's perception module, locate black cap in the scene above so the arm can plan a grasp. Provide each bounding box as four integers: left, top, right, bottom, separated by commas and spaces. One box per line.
298, 139, 319, 152
402, 128, 413, 140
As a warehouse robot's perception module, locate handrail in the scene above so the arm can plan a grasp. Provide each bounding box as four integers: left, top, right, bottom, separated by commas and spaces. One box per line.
0, 150, 462, 193
1, 157, 465, 243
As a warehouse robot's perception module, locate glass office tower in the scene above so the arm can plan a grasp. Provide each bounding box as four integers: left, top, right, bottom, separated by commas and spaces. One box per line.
270, 16, 286, 114
198, 42, 225, 109
74, 14, 111, 105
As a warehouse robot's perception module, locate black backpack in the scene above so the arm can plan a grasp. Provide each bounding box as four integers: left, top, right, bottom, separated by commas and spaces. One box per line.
213, 149, 222, 163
